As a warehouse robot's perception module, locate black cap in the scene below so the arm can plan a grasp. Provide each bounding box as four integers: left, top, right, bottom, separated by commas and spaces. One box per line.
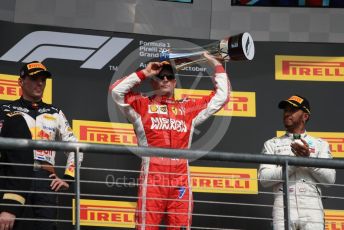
278, 95, 311, 114
20, 61, 52, 78
159, 61, 174, 74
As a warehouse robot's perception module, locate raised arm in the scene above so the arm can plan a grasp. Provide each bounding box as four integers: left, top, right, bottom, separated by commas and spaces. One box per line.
190, 52, 230, 126
110, 62, 164, 122
110, 62, 162, 106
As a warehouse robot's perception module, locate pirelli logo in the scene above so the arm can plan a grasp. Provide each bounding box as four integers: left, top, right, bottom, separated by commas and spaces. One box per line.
325, 209, 344, 230
276, 131, 344, 158
275, 55, 344, 81
175, 89, 256, 117
27, 62, 47, 70
0, 74, 52, 103
73, 120, 137, 145
73, 199, 135, 228
190, 167, 258, 194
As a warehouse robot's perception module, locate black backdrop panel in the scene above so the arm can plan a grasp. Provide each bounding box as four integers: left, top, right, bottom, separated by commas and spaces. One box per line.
0, 21, 343, 230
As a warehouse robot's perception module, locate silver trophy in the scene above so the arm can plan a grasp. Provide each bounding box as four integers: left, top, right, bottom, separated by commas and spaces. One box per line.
160, 32, 255, 71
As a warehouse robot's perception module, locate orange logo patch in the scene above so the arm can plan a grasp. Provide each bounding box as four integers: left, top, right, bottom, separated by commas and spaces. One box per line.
27, 63, 47, 70
288, 96, 303, 104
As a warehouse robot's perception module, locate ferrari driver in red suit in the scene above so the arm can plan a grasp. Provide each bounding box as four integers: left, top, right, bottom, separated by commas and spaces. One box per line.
110, 52, 230, 230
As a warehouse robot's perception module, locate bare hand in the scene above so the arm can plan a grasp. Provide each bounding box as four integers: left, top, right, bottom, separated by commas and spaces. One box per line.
0, 212, 15, 230
142, 62, 164, 77
50, 174, 69, 192
203, 52, 223, 67
291, 139, 310, 157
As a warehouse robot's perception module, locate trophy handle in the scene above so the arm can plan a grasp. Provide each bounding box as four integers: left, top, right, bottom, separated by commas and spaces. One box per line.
174, 57, 208, 71
174, 57, 225, 71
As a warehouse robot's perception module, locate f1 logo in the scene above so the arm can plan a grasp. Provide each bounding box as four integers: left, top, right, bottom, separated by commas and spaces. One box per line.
0, 31, 133, 69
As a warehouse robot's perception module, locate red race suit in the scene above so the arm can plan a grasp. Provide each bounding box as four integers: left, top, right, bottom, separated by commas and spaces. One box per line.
110, 65, 230, 230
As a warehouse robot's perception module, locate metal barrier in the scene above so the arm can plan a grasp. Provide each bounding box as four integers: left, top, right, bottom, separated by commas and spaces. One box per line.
0, 137, 343, 230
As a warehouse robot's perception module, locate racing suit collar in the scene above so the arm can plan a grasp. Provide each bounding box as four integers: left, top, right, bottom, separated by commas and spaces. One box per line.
151, 95, 176, 104
19, 97, 43, 110
285, 131, 308, 139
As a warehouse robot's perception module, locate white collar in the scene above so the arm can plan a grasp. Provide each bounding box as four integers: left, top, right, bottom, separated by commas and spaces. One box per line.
285, 131, 307, 139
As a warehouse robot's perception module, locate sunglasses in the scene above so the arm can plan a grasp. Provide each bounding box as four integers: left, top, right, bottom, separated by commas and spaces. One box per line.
156, 74, 175, 81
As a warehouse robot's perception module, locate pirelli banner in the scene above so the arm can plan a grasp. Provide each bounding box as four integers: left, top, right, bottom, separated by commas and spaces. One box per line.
73, 199, 136, 228
175, 89, 256, 117
325, 210, 344, 230
73, 200, 344, 229
1, 21, 344, 230
0, 74, 52, 103
276, 55, 344, 81
190, 166, 257, 194
73, 120, 137, 145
